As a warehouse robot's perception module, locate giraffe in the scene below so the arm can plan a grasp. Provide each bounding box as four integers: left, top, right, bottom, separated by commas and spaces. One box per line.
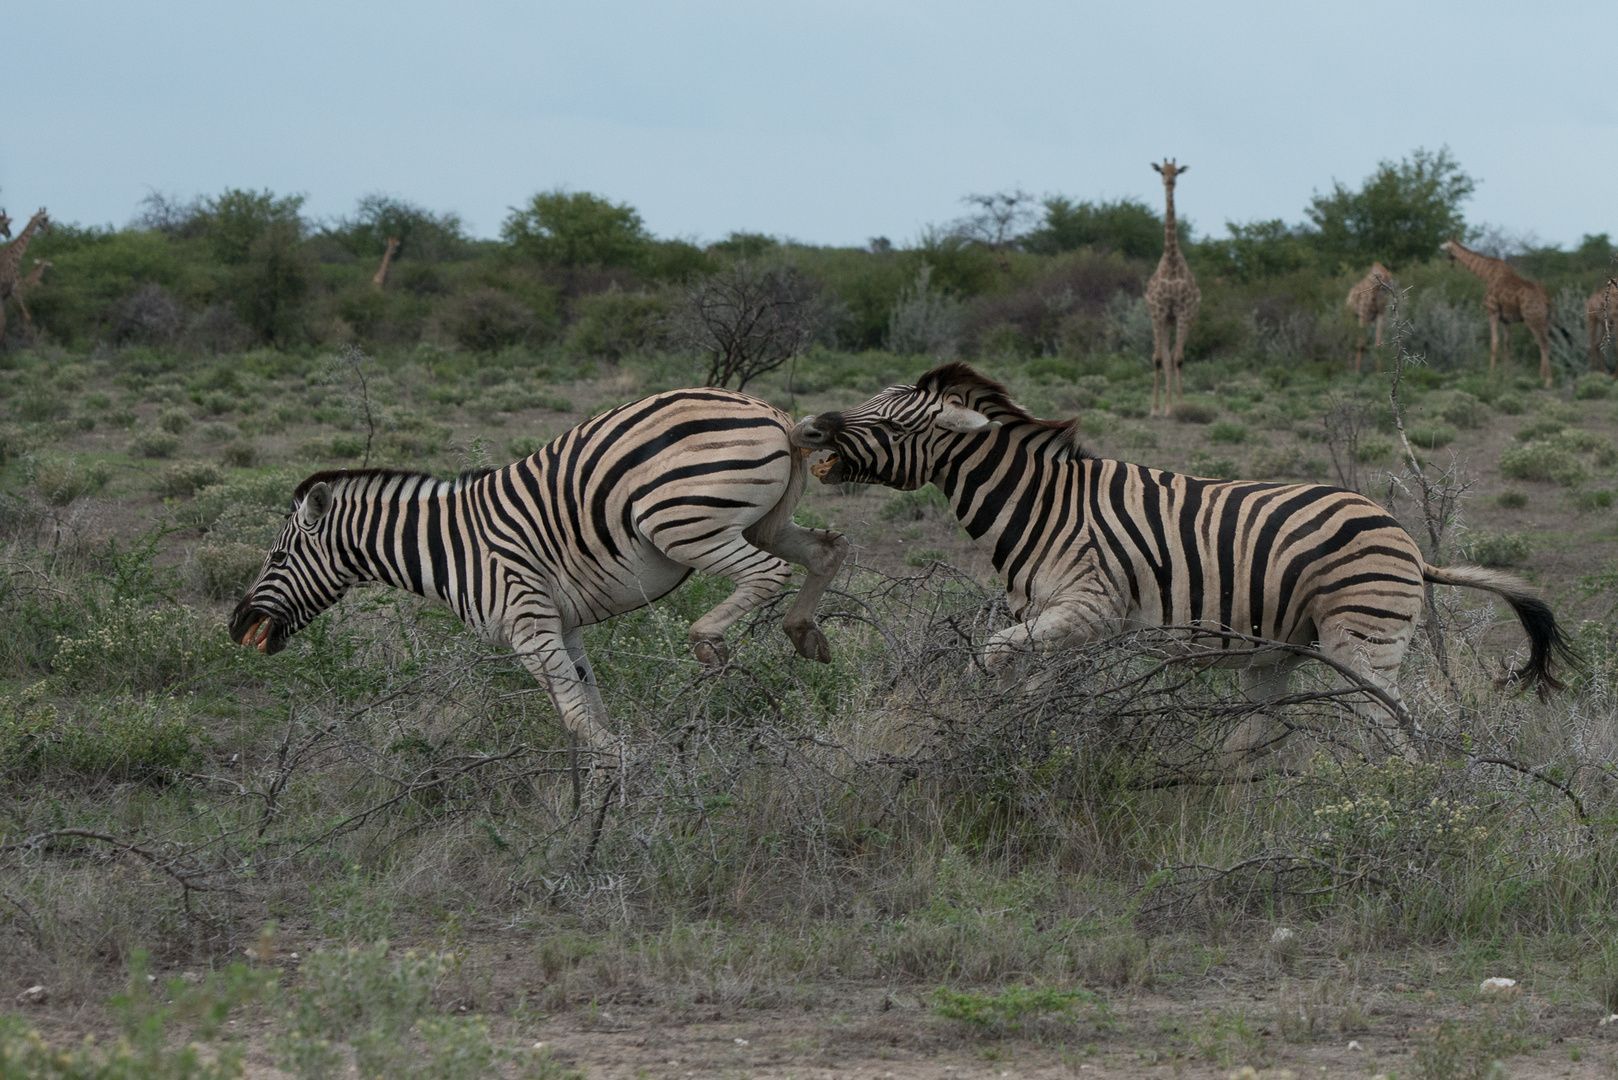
0, 209, 50, 345
0, 210, 12, 241
1439, 238, 1554, 387
1346, 262, 1395, 374
1144, 160, 1200, 416
1586, 280, 1617, 375
18, 260, 51, 331
372, 236, 400, 290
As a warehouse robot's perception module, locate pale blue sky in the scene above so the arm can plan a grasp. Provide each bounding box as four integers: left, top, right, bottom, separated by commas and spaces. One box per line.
5, 1, 1615, 248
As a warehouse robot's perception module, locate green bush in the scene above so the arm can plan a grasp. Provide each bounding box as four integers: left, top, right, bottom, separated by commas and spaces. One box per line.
1462, 531, 1531, 568
1575, 374, 1613, 400
508, 435, 548, 458
132, 428, 183, 458
882, 484, 950, 521
0, 695, 199, 781
1405, 423, 1457, 449
1248, 446, 1322, 480
1188, 451, 1240, 480
1171, 401, 1218, 424
221, 440, 258, 468
931, 984, 1095, 1036
1492, 394, 1526, 415
1499, 442, 1589, 486
1570, 489, 1615, 511
563, 289, 669, 360
1439, 392, 1489, 429
158, 406, 193, 434
1355, 437, 1395, 463
1516, 418, 1565, 441
1496, 489, 1528, 509
28, 455, 111, 505
1206, 421, 1249, 444
191, 541, 266, 600
50, 599, 227, 692
158, 461, 225, 498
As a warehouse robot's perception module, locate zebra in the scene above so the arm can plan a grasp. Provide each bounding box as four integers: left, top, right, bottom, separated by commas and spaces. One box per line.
231, 387, 850, 748
789, 362, 1573, 750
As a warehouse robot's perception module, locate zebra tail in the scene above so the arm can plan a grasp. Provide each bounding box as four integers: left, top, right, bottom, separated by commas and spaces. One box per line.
1423, 563, 1581, 694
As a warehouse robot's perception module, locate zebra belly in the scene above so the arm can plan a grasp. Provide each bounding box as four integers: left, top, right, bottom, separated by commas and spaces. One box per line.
550, 542, 695, 628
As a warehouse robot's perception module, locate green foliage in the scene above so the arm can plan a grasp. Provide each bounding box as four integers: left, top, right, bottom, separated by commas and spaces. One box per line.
1306, 147, 1475, 268
194, 188, 307, 265
930, 983, 1094, 1036
132, 429, 183, 458
905, 547, 946, 567
1461, 531, 1531, 568
1198, 219, 1317, 281
1497, 489, 1528, 509
1575, 373, 1613, 400
1439, 392, 1490, 429
881, 484, 950, 521
0, 695, 198, 781
1206, 421, 1248, 444
1414, 1018, 1526, 1080
1499, 441, 1591, 486
26, 455, 111, 504
231, 222, 312, 345
1188, 451, 1239, 479
1024, 196, 1171, 260
502, 189, 650, 269
158, 462, 225, 499
1171, 401, 1218, 424
563, 288, 669, 360
435, 288, 537, 352
329, 193, 468, 262
1406, 422, 1458, 449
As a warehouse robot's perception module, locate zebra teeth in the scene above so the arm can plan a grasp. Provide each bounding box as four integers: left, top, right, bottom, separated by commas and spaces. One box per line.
810, 455, 839, 479
242, 616, 270, 650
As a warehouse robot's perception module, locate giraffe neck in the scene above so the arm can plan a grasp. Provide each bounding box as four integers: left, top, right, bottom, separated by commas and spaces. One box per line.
0, 221, 43, 286
1447, 241, 1504, 283
1161, 185, 1182, 264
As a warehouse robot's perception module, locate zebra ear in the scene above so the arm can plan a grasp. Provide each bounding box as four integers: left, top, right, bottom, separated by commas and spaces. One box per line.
935, 402, 992, 433
299, 483, 333, 526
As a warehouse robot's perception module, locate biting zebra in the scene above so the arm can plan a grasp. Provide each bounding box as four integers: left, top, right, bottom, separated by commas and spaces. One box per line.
231, 387, 849, 748
790, 362, 1573, 752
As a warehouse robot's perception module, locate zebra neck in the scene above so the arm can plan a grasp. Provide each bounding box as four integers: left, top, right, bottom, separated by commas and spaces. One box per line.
329, 478, 480, 606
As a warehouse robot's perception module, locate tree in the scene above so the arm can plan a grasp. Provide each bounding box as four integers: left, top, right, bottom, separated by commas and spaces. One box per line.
231, 221, 311, 345
669, 261, 830, 390
1197, 219, 1317, 281
1024, 196, 1177, 261
955, 190, 1037, 267
333, 194, 467, 261
1305, 148, 1475, 269
501, 190, 650, 269
198, 188, 306, 265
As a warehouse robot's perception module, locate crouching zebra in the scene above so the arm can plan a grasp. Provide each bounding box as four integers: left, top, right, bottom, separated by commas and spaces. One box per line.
790, 362, 1573, 752
231, 388, 849, 748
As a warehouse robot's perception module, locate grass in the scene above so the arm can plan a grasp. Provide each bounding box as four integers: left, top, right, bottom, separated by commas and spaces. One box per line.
7, 340, 1618, 1071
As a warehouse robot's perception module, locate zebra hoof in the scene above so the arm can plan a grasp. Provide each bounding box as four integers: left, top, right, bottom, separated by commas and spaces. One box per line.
693, 638, 728, 669
786, 623, 832, 664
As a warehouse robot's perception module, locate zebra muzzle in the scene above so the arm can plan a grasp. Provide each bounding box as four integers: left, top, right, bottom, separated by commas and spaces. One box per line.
241, 616, 272, 653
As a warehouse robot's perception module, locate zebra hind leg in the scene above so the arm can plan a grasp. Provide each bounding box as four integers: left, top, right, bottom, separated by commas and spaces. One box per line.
665, 529, 796, 669
1223, 654, 1304, 769
747, 521, 850, 663
1316, 616, 1418, 762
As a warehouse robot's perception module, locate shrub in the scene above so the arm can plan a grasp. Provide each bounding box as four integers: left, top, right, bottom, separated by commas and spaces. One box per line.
221, 441, 258, 468
1499, 442, 1588, 486
157, 407, 193, 435
1171, 401, 1218, 424
330, 433, 368, 459
882, 484, 950, 521
1439, 392, 1489, 429
1496, 489, 1528, 509
132, 429, 183, 458
1570, 489, 1615, 511
563, 288, 669, 360
1405, 423, 1457, 449
509, 435, 548, 458
1462, 531, 1531, 567
158, 461, 225, 499
191, 541, 266, 600
0, 696, 198, 781
905, 548, 946, 567
1516, 418, 1565, 441
1576, 374, 1613, 400
1188, 451, 1239, 480
1206, 421, 1248, 444
436, 287, 535, 352
28, 455, 111, 505
1492, 394, 1526, 415
50, 599, 225, 692
1356, 437, 1395, 463
931, 984, 1095, 1037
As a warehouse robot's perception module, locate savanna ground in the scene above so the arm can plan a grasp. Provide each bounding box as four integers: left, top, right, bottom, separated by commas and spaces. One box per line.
10, 328, 1618, 1080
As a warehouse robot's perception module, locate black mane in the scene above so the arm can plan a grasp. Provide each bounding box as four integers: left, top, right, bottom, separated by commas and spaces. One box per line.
917, 361, 1092, 457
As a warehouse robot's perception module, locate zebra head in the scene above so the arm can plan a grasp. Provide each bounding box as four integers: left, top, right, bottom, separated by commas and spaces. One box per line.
229, 481, 352, 655
789, 362, 1002, 490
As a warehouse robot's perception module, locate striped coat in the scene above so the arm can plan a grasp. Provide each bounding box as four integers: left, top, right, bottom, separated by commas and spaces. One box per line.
791, 363, 1570, 729
232, 388, 848, 747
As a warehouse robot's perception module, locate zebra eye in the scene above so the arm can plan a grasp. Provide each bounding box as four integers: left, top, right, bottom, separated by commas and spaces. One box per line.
268, 552, 289, 568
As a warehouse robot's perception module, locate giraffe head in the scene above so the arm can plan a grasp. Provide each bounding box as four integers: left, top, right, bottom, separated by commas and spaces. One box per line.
0, 210, 11, 240
1152, 159, 1188, 189
28, 209, 49, 232
1439, 239, 1459, 264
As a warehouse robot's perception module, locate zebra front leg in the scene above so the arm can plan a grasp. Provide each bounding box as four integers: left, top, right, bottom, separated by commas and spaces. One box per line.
751, 522, 850, 663
510, 613, 611, 748
981, 600, 1105, 690
563, 625, 609, 722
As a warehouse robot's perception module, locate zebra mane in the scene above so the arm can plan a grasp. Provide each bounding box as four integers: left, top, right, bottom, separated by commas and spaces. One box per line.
292, 467, 493, 502
917, 362, 1090, 457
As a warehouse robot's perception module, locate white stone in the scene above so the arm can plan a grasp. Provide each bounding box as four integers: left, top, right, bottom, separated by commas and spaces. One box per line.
1347, 1040, 1363, 1050
1270, 927, 1297, 944
15, 985, 45, 1005
1479, 977, 1518, 994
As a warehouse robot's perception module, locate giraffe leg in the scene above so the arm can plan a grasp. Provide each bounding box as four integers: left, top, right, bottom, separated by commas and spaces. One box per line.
1172, 312, 1193, 406
1590, 313, 1604, 374
1372, 313, 1384, 372
1354, 330, 1364, 375
1533, 320, 1552, 388
1488, 311, 1502, 375
1149, 311, 1170, 417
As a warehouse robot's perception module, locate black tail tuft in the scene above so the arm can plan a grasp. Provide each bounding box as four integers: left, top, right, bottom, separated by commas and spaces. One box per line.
1498, 593, 1582, 697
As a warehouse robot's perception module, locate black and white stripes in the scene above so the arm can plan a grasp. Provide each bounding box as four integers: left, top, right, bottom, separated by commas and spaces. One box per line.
791, 363, 1571, 724
231, 388, 848, 746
